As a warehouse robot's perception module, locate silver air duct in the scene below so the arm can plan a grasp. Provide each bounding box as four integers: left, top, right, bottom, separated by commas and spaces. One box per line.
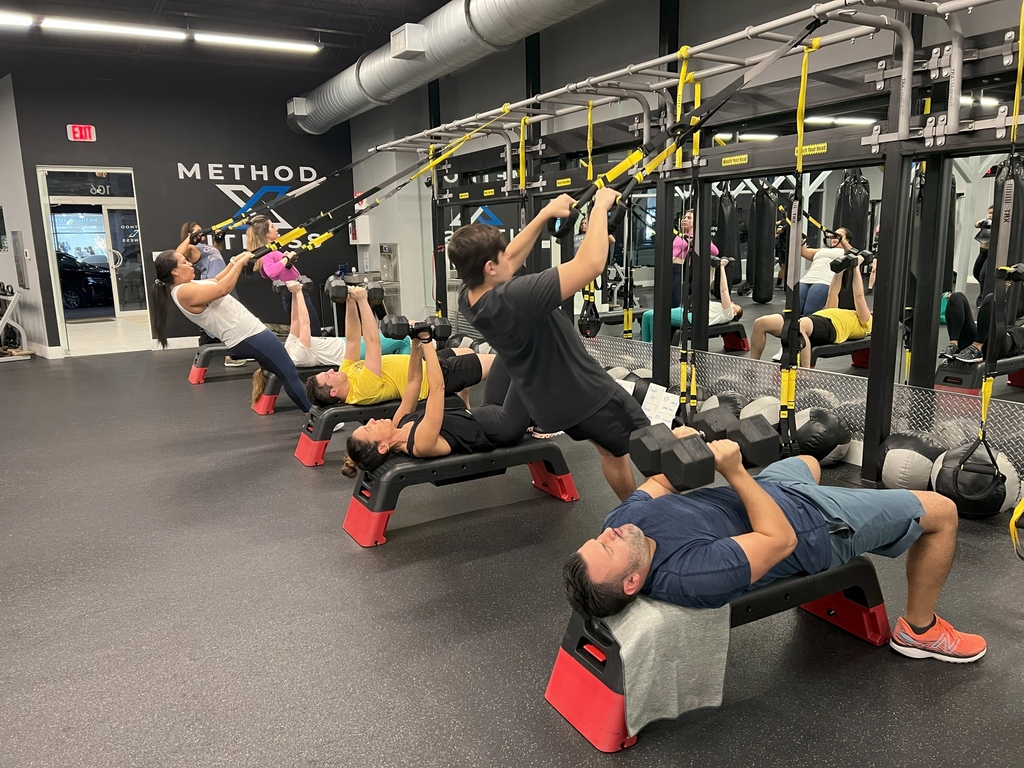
287, 0, 610, 135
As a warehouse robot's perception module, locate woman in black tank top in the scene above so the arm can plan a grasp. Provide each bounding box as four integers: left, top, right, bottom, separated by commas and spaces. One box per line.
342, 337, 529, 477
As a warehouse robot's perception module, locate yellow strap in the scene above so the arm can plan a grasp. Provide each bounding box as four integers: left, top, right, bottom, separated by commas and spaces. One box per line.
692, 79, 702, 158
795, 38, 819, 174
638, 144, 679, 181
429, 144, 437, 193
980, 376, 994, 429
1011, 496, 1024, 558
674, 46, 690, 169
411, 103, 512, 182
586, 101, 595, 181
623, 307, 633, 339
1013, 0, 1024, 143
518, 116, 530, 191
605, 149, 647, 184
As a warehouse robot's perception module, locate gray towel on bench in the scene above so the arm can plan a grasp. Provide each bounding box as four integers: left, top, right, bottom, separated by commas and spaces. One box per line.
603, 596, 731, 737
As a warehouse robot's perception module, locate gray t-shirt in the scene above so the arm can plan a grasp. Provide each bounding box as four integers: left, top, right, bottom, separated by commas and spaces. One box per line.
459, 269, 614, 431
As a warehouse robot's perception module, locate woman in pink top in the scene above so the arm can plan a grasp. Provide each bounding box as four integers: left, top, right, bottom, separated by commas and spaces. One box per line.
246, 214, 322, 335
671, 209, 718, 307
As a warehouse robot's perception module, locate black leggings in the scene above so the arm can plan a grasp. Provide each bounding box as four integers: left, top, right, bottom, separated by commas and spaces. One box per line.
972, 248, 988, 298
945, 292, 1014, 357
474, 357, 531, 446
231, 329, 312, 412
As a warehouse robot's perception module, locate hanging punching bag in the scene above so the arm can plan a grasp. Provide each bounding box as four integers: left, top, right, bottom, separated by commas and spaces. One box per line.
751, 186, 777, 303
942, 176, 957, 293
833, 168, 871, 308
987, 153, 1024, 293
717, 187, 741, 285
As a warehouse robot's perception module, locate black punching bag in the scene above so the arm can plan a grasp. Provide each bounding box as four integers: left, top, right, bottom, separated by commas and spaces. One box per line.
717, 187, 741, 285
751, 187, 776, 303
834, 168, 871, 308
987, 154, 1024, 293
943, 176, 957, 293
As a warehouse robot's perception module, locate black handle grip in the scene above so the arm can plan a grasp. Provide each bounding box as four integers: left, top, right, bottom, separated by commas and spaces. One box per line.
607, 203, 628, 237
550, 208, 581, 239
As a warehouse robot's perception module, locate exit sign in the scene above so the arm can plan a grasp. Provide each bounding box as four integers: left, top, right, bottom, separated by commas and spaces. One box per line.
66, 124, 96, 142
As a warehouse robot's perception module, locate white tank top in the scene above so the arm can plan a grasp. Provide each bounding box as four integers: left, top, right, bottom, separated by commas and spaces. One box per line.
171, 280, 264, 348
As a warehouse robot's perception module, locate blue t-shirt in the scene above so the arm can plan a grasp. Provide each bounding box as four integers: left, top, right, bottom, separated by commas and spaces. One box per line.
604, 483, 832, 609
193, 243, 238, 300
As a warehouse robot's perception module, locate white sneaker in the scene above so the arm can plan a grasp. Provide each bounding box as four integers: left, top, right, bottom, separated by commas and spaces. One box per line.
224, 357, 251, 367
333, 422, 346, 432
771, 349, 783, 362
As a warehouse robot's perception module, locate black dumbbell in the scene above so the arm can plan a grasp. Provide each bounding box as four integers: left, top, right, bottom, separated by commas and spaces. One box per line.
629, 422, 716, 491
691, 406, 781, 468
830, 251, 874, 273
272, 275, 312, 294
381, 315, 453, 343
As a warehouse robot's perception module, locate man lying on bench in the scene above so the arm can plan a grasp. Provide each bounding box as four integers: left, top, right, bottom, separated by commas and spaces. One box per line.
639, 256, 742, 342
251, 280, 410, 405
942, 288, 1024, 364
305, 285, 494, 409
751, 256, 871, 368
562, 431, 985, 663
342, 332, 529, 476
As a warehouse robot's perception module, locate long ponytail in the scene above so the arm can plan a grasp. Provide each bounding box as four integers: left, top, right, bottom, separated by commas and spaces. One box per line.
246, 215, 271, 275
151, 250, 179, 348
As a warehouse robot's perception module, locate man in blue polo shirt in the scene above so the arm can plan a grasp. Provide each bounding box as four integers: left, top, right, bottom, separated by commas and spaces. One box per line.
562, 430, 986, 664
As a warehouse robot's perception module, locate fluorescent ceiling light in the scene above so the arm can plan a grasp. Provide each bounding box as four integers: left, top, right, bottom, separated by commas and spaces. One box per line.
979, 97, 1000, 107
804, 116, 835, 125
960, 96, 975, 106
0, 11, 33, 27
835, 116, 877, 126
41, 17, 187, 40
713, 133, 733, 140
193, 32, 321, 54
738, 133, 777, 141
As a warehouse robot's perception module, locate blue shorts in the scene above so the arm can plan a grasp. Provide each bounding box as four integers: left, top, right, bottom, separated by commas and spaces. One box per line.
758, 457, 926, 568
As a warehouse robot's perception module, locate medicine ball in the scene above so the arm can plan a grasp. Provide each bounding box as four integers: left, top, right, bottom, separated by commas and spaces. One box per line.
795, 408, 852, 466
797, 388, 840, 411
876, 432, 946, 490
605, 366, 631, 381
740, 395, 781, 429
471, 339, 492, 355
701, 390, 750, 417
446, 334, 475, 349
619, 371, 652, 406
930, 445, 1022, 519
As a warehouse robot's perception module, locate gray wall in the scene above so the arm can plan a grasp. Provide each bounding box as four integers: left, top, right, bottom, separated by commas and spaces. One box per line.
0, 75, 46, 351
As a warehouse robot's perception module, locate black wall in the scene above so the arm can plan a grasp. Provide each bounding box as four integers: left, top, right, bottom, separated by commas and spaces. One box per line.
0, 50, 355, 345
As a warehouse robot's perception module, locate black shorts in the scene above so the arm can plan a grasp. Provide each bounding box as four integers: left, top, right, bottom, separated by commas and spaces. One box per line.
439, 350, 483, 395
565, 385, 649, 457
1007, 326, 1024, 357
807, 315, 837, 346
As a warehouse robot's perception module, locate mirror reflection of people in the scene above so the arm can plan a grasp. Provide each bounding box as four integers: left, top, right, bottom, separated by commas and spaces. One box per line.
672, 210, 719, 307
640, 257, 742, 342
798, 227, 855, 315
972, 206, 994, 306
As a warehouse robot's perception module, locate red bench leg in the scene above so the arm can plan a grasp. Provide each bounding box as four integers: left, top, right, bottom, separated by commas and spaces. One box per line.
188, 366, 208, 384
722, 332, 750, 352
800, 592, 891, 646
545, 648, 637, 753
1009, 369, 1024, 388
343, 497, 393, 547
851, 348, 871, 368
252, 394, 278, 415
528, 462, 580, 502
294, 433, 329, 466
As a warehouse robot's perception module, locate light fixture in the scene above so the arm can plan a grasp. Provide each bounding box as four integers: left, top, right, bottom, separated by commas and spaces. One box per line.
0, 11, 33, 27
979, 97, 1000, 107
713, 133, 734, 140
41, 17, 187, 40
960, 96, 975, 106
834, 116, 877, 126
193, 32, 321, 54
804, 116, 835, 125
738, 133, 777, 141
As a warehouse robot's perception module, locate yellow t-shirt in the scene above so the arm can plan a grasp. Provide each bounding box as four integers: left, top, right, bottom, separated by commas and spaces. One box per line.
814, 308, 872, 343
339, 356, 430, 404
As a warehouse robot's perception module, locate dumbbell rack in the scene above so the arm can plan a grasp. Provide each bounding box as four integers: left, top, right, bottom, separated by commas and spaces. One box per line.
0, 289, 30, 363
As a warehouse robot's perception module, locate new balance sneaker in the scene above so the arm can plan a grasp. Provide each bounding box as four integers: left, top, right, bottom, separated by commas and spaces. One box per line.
953, 345, 984, 364
939, 343, 959, 359
224, 357, 251, 367
890, 615, 987, 663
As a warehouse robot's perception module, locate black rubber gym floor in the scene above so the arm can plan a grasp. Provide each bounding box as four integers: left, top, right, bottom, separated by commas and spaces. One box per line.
1, 349, 1021, 768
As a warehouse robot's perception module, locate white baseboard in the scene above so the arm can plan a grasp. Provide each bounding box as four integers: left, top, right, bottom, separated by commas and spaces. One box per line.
154, 337, 200, 351
28, 342, 64, 359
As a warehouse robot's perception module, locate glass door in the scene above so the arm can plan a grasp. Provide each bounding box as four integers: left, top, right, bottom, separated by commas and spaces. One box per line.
104, 207, 146, 313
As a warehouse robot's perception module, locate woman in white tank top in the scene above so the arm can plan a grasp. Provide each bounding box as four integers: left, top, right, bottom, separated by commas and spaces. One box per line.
151, 249, 311, 412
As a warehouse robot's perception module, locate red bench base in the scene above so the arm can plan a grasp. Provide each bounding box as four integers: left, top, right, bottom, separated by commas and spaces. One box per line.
294, 433, 329, 467
545, 648, 637, 753
188, 366, 208, 384
252, 394, 278, 416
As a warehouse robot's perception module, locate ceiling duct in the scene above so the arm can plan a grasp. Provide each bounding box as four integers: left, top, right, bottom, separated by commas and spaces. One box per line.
287, 0, 610, 135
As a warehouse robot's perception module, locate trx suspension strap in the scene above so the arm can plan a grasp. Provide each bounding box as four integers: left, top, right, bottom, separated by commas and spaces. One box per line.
549, 18, 827, 240
778, 36, 819, 453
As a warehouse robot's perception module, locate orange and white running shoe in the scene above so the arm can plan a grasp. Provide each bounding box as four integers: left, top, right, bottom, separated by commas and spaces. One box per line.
890, 615, 987, 663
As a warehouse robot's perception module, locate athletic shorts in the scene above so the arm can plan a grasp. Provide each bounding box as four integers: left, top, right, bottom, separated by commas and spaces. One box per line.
807, 315, 837, 346
758, 457, 926, 569
565, 385, 649, 457
439, 350, 483, 395
1008, 326, 1024, 357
